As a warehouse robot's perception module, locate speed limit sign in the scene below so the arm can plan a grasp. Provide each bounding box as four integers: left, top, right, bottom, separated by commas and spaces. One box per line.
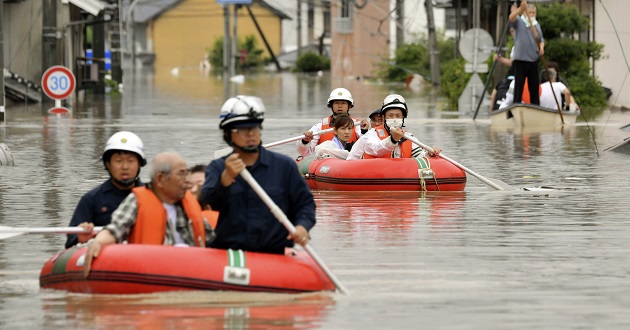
41, 66, 76, 100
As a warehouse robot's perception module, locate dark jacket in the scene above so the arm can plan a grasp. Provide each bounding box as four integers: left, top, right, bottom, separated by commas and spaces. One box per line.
201, 147, 316, 254
65, 179, 142, 248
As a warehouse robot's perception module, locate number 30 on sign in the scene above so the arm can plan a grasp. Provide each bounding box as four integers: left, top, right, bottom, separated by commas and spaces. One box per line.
41, 66, 76, 100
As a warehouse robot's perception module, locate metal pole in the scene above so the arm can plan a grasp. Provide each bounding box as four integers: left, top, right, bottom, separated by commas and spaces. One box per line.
425, 0, 440, 86
0, 0, 5, 122
245, 6, 281, 71
231, 4, 237, 77
297, 0, 302, 56
396, 0, 404, 49
223, 5, 230, 72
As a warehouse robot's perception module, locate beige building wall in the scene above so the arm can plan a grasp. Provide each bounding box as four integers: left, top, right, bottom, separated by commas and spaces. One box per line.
594, 0, 630, 108
150, 0, 284, 68
330, 0, 390, 79
3, 0, 43, 82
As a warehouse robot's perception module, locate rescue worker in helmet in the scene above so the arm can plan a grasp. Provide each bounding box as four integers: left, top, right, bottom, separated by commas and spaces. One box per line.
201, 95, 316, 254
65, 131, 146, 248
297, 87, 368, 157
356, 94, 441, 159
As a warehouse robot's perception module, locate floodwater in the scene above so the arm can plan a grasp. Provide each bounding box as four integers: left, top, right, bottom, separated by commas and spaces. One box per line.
1, 67, 630, 329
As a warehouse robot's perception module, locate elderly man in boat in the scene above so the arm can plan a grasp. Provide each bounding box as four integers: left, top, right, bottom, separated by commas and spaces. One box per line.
83, 152, 214, 277
539, 68, 579, 111
354, 94, 440, 159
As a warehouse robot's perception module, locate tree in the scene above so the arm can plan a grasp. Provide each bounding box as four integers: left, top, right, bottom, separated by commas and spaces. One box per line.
208, 35, 267, 71
537, 3, 607, 113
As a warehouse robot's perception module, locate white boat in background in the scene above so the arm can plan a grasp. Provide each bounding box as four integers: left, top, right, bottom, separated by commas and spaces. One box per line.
490, 103, 579, 128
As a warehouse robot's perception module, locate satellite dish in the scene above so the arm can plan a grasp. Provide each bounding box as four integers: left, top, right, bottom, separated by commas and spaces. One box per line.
458, 28, 494, 63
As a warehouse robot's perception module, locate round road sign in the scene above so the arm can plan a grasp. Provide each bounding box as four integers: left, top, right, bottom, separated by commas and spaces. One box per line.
458, 28, 494, 63
41, 66, 76, 100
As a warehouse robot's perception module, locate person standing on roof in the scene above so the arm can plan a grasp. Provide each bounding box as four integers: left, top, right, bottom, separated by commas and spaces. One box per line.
297, 88, 367, 157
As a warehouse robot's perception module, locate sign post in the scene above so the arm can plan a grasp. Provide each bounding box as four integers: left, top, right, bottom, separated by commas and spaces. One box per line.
41, 65, 76, 115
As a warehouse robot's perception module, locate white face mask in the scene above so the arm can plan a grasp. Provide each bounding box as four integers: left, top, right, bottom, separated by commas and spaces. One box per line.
386, 118, 404, 129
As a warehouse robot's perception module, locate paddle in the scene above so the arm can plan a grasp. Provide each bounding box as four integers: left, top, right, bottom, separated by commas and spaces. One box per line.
0, 226, 102, 240
239, 168, 350, 295
473, 13, 511, 120
214, 120, 362, 159
403, 132, 513, 191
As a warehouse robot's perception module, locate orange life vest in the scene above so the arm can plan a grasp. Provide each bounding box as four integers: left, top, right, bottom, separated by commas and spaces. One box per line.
520, 78, 542, 104
127, 187, 206, 247
202, 209, 219, 229
363, 126, 412, 159
318, 116, 360, 144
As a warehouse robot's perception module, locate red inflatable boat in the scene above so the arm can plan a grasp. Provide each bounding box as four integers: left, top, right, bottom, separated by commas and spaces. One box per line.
40, 244, 335, 294
298, 156, 467, 191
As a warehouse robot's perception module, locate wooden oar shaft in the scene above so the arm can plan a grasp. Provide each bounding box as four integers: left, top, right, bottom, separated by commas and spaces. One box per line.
0, 226, 103, 234
215, 121, 361, 158
403, 133, 505, 191
263, 127, 335, 148
239, 169, 349, 295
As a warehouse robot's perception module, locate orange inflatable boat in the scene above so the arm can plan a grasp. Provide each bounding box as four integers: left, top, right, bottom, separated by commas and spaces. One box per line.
40, 244, 335, 294
298, 156, 467, 191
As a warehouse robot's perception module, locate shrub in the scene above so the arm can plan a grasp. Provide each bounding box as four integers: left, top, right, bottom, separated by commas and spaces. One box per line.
295, 52, 330, 72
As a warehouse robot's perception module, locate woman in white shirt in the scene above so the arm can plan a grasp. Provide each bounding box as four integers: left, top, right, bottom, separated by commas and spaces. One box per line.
314, 116, 355, 160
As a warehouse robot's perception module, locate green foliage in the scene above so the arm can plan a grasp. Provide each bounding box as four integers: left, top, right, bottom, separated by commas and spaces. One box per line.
373, 33, 456, 83
440, 58, 468, 109
537, 3, 607, 111
439, 57, 491, 110
208, 35, 267, 71
295, 52, 330, 72
567, 73, 608, 118
537, 3, 590, 39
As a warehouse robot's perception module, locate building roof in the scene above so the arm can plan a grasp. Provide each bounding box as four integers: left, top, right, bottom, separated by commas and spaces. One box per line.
129, 0, 290, 24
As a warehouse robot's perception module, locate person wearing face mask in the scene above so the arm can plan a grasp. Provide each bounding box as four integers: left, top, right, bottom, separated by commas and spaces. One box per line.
202, 96, 315, 254
65, 131, 147, 248
297, 88, 366, 157
359, 94, 441, 159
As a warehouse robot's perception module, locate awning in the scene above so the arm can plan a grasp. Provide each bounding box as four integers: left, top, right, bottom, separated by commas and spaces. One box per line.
65, 0, 110, 16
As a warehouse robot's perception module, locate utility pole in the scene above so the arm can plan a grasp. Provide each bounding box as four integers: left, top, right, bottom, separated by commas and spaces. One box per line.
297, 0, 302, 56
396, 0, 404, 48
425, 0, 440, 86
223, 5, 231, 73
0, 0, 4, 122
231, 5, 238, 77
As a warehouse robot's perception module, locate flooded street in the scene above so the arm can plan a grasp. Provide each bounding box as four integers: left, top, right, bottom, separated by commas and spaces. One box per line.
1, 67, 630, 328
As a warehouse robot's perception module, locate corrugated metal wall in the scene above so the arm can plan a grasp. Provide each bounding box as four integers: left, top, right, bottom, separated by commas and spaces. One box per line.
594, 0, 630, 109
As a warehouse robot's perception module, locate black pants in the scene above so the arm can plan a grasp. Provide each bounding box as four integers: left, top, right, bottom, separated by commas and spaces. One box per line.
513, 60, 540, 105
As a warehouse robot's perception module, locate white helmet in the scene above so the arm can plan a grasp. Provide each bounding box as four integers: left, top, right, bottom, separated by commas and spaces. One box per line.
219, 95, 265, 129
381, 94, 408, 118
327, 88, 354, 108
103, 131, 146, 166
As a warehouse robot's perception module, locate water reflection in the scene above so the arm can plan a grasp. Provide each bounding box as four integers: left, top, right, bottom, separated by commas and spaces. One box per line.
41, 291, 334, 329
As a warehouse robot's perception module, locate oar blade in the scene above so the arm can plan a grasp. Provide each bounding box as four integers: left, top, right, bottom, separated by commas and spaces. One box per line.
0, 229, 26, 240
